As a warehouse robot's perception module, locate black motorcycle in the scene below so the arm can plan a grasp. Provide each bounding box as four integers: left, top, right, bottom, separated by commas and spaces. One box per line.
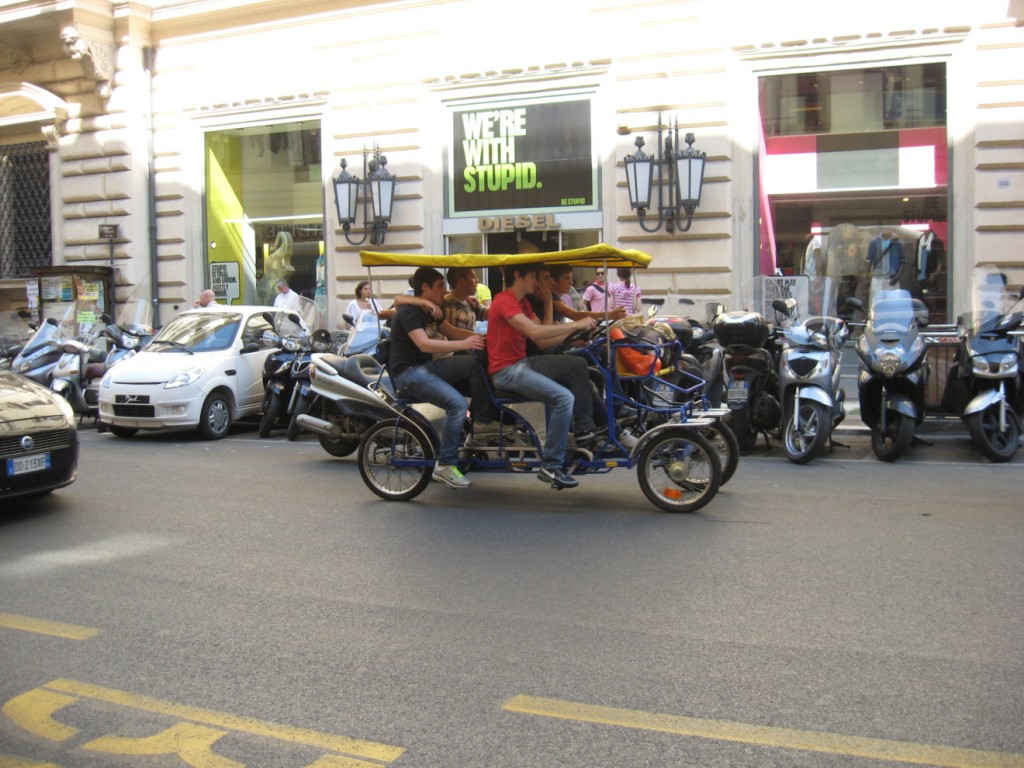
284, 328, 333, 441
258, 296, 320, 438
713, 301, 786, 453
848, 289, 930, 462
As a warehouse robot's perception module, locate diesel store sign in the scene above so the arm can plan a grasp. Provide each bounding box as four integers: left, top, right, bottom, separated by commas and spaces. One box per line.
448, 96, 597, 217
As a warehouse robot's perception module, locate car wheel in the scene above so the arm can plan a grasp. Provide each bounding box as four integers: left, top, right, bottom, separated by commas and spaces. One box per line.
109, 425, 138, 438
199, 391, 232, 440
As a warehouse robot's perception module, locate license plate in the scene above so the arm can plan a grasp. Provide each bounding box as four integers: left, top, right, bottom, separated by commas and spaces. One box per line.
727, 381, 749, 404
7, 453, 51, 476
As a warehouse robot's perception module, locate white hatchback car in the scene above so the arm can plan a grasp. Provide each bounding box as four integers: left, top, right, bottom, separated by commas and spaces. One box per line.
98, 306, 276, 439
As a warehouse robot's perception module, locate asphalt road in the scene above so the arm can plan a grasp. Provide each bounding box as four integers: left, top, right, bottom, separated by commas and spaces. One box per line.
1, 426, 1022, 767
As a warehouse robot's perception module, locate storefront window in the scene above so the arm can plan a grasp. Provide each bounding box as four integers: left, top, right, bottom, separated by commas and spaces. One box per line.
758, 63, 949, 322
204, 120, 324, 307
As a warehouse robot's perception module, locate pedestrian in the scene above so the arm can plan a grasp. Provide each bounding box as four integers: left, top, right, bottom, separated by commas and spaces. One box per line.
273, 278, 302, 311
193, 289, 219, 308
608, 268, 642, 314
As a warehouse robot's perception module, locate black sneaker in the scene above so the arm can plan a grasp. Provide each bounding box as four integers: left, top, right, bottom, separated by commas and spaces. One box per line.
538, 466, 579, 489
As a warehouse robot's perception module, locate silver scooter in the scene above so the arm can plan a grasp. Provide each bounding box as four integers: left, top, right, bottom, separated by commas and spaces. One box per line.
774, 295, 849, 464
294, 349, 397, 457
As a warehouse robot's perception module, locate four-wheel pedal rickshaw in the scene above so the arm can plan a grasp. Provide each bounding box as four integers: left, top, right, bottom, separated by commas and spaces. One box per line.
329, 245, 732, 513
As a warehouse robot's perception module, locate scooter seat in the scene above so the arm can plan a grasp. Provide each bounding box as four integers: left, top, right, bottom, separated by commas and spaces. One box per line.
318, 354, 348, 373
342, 354, 385, 387
85, 362, 106, 380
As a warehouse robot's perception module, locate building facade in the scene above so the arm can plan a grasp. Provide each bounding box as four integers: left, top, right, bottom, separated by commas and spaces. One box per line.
0, 0, 1021, 328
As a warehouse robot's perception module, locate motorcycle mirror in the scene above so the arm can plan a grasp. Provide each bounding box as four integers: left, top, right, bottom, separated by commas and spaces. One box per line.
676, 298, 696, 306
771, 299, 792, 316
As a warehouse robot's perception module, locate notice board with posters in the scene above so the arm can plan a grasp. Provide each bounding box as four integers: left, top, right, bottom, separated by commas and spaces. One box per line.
447, 95, 598, 217
33, 265, 113, 336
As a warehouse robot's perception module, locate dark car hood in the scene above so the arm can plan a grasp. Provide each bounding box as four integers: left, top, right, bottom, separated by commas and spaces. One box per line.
0, 372, 73, 433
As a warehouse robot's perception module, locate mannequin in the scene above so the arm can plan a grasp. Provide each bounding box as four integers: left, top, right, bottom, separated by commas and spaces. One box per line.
866, 227, 905, 304
803, 231, 825, 314
916, 228, 945, 285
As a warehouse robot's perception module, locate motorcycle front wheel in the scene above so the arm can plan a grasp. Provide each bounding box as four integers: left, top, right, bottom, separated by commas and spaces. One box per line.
783, 401, 830, 465
286, 393, 311, 441
870, 410, 914, 462
965, 404, 1020, 463
258, 392, 282, 438
637, 427, 722, 513
358, 419, 435, 501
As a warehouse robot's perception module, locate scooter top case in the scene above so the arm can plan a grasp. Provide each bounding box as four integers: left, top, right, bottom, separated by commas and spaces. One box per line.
714, 311, 770, 349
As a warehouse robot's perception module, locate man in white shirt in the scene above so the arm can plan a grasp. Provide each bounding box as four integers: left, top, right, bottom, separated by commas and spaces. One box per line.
273, 279, 302, 311
193, 289, 220, 308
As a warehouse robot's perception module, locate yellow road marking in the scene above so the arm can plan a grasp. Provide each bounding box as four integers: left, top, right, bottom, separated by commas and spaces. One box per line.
2, 690, 80, 742
0, 756, 63, 768
504, 695, 1024, 768
84, 722, 243, 768
42, 679, 403, 763
0, 612, 101, 641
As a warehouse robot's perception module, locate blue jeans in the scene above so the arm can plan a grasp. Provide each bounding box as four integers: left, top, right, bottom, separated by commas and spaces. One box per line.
394, 359, 470, 466
493, 358, 585, 469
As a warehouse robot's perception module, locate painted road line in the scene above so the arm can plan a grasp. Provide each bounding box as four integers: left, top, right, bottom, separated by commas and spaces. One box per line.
38, 679, 404, 764
0, 756, 62, 768
0, 612, 101, 640
504, 695, 1024, 768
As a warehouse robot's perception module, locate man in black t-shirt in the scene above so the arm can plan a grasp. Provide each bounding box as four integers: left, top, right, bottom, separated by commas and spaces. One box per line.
390, 266, 485, 489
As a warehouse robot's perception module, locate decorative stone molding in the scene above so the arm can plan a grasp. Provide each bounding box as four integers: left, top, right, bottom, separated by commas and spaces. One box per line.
61, 25, 114, 99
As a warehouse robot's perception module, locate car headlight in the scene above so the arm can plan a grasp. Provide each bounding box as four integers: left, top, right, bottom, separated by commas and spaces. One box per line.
54, 391, 76, 422
165, 366, 205, 389
101, 371, 112, 388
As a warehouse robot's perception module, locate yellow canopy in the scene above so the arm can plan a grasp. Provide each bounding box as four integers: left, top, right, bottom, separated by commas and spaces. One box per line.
359, 243, 651, 269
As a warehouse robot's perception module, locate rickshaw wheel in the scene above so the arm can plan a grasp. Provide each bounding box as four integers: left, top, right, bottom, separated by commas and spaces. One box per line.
358, 419, 435, 501
637, 427, 722, 513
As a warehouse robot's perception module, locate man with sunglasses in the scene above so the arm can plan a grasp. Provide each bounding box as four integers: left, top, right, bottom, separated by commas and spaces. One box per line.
582, 269, 610, 313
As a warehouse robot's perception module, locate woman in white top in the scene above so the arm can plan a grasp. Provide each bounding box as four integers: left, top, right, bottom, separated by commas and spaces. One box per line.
345, 280, 395, 328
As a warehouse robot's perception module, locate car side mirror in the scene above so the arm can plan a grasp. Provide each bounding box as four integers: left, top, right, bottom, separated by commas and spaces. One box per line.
241, 342, 261, 353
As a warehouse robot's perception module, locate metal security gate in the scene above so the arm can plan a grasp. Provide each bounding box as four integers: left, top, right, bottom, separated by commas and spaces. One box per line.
0, 141, 51, 279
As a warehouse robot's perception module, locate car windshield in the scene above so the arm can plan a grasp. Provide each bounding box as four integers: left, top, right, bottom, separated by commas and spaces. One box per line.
152, 312, 241, 352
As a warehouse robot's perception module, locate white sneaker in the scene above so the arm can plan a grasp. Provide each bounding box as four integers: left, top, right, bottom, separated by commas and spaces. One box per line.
432, 464, 471, 489
619, 430, 639, 449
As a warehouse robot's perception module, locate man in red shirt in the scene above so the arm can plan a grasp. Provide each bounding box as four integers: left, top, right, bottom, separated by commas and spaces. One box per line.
487, 262, 597, 489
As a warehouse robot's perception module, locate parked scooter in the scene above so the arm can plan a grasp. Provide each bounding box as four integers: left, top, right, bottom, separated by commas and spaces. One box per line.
49, 320, 106, 423
10, 302, 81, 386
0, 310, 35, 370
258, 296, 320, 438
940, 268, 1023, 462
51, 298, 155, 425
101, 298, 155, 370
284, 327, 333, 440
848, 288, 931, 462
773, 287, 850, 464
713, 286, 786, 453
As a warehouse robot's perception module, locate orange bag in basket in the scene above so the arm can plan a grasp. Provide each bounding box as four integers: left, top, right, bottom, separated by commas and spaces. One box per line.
610, 325, 659, 376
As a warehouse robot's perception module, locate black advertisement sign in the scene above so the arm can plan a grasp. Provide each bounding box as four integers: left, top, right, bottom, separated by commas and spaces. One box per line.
448, 97, 597, 217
